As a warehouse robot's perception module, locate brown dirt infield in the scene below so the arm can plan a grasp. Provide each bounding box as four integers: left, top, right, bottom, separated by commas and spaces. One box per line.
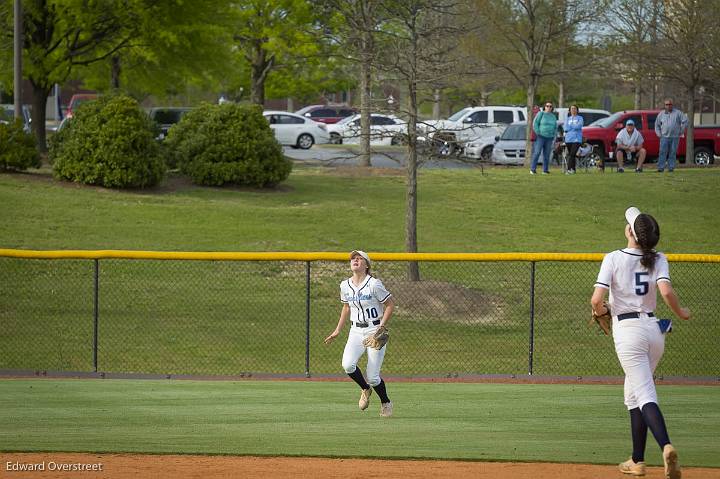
3, 453, 720, 479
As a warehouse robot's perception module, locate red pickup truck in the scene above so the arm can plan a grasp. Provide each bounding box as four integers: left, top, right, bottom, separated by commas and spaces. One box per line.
581, 110, 720, 165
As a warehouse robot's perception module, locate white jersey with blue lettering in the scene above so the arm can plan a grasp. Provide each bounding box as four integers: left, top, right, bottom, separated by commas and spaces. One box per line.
594, 248, 671, 315
340, 275, 392, 326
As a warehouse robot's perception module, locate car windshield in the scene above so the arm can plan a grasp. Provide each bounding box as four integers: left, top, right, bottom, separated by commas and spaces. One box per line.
72, 98, 95, 108
448, 108, 472, 122
501, 124, 527, 140
294, 106, 317, 115
0, 108, 15, 121
336, 115, 358, 125
153, 110, 186, 124
592, 112, 624, 128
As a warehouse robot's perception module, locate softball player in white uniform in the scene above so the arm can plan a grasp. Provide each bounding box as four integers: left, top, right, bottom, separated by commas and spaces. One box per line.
591, 207, 690, 479
324, 250, 395, 417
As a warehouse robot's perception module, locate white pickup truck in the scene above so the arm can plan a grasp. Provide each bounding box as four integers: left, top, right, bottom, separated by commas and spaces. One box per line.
423, 106, 527, 159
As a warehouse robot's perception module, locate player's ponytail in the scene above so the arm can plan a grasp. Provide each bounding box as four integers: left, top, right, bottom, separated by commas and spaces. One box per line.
634, 214, 660, 270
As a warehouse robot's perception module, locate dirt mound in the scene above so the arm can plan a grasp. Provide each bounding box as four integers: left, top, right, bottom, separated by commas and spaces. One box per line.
387, 279, 504, 324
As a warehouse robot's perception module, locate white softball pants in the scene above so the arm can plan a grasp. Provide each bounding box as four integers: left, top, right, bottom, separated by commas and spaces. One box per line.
613, 317, 665, 410
342, 326, 386, 387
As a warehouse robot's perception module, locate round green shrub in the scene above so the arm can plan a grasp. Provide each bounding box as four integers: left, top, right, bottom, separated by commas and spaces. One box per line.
165, 103, 291, 187
0, 120, 40, 171
50, 95, 165, 188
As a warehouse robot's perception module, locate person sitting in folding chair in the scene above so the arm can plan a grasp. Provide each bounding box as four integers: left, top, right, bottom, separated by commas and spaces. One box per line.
615, 119, 647, 173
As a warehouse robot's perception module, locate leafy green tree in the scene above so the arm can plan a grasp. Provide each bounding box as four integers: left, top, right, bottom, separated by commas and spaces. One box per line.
377, 0, 472, 280
472, 0, 605, 168
230, 0, 328, 106
645, 0, 720, 165
0, 0, 138, 151
80, 0, 235, 102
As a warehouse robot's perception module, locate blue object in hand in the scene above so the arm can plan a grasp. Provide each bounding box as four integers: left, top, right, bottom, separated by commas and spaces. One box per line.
657, 319, 673, 334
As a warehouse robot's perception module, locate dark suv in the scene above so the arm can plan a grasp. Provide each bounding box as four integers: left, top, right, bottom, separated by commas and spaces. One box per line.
294, 105, 356, 124
149, 107, 192, 140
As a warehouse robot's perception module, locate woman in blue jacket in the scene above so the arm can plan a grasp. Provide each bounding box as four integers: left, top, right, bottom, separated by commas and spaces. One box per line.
530, 101, 558, 174
563, 105, 584, 174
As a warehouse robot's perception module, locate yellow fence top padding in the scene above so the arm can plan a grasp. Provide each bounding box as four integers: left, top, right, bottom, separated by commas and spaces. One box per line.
0, 249, 719, 263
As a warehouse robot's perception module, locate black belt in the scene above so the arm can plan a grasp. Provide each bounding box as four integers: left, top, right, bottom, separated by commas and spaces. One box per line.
617, 312, 655, 321
354, 320, 381, 328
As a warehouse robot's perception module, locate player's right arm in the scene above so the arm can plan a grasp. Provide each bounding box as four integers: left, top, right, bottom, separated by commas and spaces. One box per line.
324, 303, 350, 344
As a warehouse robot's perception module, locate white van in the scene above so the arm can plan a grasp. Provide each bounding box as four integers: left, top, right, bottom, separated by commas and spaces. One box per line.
424, 106, 527, 157
555, 107, 610, 126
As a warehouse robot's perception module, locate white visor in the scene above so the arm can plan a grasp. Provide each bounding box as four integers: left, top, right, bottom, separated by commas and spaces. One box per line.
625, 207, 641, 241
350, 250, 371, 266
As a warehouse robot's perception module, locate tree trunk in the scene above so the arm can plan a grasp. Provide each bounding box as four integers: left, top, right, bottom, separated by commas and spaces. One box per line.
358, 29, 372, 167
250, 45, 271, 106
634, 80, 641, 110
286, 97, 294, 112
557, 52, 565, 108
524, 81, 537, 169
110, 55, 121, 89
358, 61, 371, 167
432, 88, 441, 120
651, 76, 657, 108
685, 86, 695, 167
250, 69, 265, 105
31, 82, 50, 153
405, 81, 420, 282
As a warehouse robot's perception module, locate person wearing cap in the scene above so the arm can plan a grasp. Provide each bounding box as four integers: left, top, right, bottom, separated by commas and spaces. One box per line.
591, 207, 690, 479
614, 119, 647, 173
324, 250, 395, 417
654, 98, 688, 173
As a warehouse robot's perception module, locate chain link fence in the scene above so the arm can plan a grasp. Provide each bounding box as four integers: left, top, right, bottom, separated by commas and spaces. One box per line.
1, 251, 718, 379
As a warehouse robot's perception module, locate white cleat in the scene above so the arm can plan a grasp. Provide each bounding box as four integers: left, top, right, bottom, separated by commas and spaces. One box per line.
358, 388, 372, 411
663, 444, 681, 479
380, 401, 393, 417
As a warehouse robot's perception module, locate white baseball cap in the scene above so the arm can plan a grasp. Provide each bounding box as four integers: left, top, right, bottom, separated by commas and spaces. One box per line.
625, 206, 641, 241
350, 250, 371, 266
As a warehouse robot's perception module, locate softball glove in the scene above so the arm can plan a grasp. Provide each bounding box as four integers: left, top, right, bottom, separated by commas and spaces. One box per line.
591, 303, 612, 335
363, 325, 389, 349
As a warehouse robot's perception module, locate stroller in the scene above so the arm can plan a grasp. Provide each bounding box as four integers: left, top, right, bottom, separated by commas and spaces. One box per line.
559, 141, 602, 173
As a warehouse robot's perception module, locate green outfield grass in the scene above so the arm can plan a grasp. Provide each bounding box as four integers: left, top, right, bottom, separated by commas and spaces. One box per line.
0, 379, 718, 467
1, 166, 719, 378
2, 165, 719, 253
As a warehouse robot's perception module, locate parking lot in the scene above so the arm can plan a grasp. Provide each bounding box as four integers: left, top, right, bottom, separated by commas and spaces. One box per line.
283, 145, 479, 169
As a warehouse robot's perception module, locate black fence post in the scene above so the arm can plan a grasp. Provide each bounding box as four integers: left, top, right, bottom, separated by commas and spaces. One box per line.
305, 261, 311, 378
93, 259, 99, 372
528, 261, 536, 376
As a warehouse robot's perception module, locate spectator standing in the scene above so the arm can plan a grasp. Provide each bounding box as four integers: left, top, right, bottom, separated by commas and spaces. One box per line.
530, 101, 558, 175
654, 99, 688, 173
563, 105, 584, 175
615, 119, 647, 173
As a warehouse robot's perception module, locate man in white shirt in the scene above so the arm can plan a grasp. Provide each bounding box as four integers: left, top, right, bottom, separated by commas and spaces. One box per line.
615, 119, 647, 173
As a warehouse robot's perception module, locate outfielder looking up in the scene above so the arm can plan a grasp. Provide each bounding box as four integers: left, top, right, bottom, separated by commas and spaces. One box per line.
591, 207, 690, 479
324, 250, 395, 417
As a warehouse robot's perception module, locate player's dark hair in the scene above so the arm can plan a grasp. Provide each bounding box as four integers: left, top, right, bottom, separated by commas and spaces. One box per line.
634, 213, 660, 269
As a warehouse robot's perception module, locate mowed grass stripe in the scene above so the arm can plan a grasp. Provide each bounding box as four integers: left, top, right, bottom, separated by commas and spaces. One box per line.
2, 166, 719, 253
0, 380, 718, 467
